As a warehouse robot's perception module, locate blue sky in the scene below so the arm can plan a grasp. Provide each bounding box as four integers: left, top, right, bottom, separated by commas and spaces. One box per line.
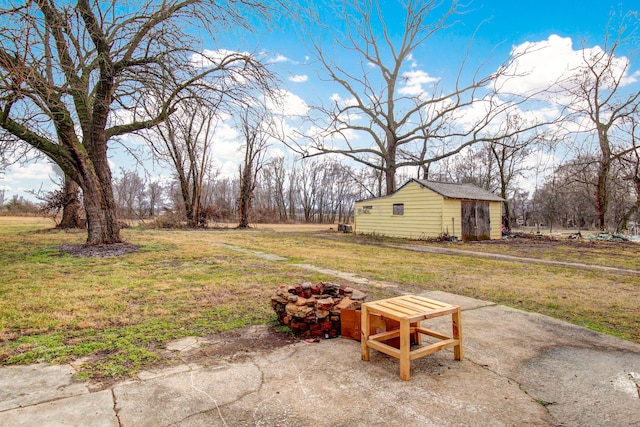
1, 0, 639, 202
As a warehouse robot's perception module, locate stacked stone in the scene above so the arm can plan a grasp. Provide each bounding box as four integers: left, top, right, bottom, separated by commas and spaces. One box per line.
270, 282, 366, 338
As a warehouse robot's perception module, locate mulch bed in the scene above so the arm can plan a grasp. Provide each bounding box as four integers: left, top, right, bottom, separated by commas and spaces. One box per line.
58, 243, 142, 258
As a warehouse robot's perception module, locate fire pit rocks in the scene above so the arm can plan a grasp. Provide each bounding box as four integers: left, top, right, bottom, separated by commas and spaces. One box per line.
270, 282, 366, 339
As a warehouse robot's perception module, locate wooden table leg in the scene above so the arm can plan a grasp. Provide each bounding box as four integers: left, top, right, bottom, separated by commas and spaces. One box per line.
452, 308, 463, 361
399, 319, 411, 380
412, 321, 421, 345
361, 305, 370, 361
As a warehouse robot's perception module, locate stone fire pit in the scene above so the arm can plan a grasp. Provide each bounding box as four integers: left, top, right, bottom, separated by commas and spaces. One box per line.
270, 282, 366, 339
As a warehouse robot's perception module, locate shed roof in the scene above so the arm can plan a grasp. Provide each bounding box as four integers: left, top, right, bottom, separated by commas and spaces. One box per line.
410, 179, 505, 202
355, 179, 505, 203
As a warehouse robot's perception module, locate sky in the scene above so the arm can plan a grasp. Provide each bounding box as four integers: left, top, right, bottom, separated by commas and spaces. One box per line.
1, 0, 639, 203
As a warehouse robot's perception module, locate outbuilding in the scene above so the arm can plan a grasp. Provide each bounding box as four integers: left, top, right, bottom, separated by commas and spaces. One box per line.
354, 179, 505, 241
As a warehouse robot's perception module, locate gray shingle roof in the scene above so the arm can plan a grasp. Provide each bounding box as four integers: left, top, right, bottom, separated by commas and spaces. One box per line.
412, 179, 505, 202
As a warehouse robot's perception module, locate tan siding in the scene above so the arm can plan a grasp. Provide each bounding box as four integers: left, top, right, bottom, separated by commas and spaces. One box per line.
354, 181, 503, 240
441, 199, 461, 237
355, 181, 445, 239
490, 201, 503, 239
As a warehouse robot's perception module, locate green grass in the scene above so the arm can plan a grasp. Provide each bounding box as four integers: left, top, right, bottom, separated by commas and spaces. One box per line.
0, 219, 332, 380
1, 217, 638, 382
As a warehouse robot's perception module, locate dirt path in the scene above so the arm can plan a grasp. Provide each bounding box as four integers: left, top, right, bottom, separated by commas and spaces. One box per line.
216, 240, 639, 278
215, 243, 398, 288
386, 243, 640, 275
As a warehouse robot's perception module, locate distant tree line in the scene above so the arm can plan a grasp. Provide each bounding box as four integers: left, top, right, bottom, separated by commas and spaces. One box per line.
0, 191, 40, 215
103, 157, 373, 226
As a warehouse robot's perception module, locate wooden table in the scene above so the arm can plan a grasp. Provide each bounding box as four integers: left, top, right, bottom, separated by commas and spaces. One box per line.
361, 295, 463, 380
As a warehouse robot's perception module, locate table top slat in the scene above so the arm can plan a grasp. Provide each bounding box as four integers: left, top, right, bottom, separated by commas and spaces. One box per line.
387, 299, 442, 312
363, 295, 458, 320
370, 301, 415, 316
409, 295, 454, 308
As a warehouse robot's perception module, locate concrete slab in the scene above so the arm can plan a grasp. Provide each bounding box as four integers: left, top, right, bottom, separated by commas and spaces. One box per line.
461, 305, 640, 427
114, 339, 550, 427
1, 292, 639, 427
165, 336, 212, 353
2, 390, 118, 427
114, 363, 264, 426
0, 364, 88, 411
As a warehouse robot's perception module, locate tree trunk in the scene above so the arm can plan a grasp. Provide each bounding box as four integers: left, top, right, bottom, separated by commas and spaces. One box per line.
238, 164, 252, 228
385, 144, 397, 195
596, 126, 611, 231
80, 166, 121, 245
500, 185, 511, 232
58, 177, 83, 229
595, 159, 609, 231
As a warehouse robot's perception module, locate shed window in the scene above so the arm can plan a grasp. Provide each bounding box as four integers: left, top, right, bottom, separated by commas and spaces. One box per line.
393, 203, 404, 216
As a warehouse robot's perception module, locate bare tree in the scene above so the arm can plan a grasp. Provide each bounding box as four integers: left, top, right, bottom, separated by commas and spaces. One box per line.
560, 13, 640, 230
488, 115, 547, 230
618, 119, 640, 229
509, 189, 529, 228
435, 111, 545, 230
0, 0, 273, 244
448, 145, 495, 188
287, 161, 299, 221
147, 98, 220, 227
298, 159, 320, 222
147, 180, 165, 218
538, 156, 599, 229
113, 169, 148, 220
265, 157, 289, 222
533, 175, 566, 232
238, 107, 271, 228
296, 0, 546, 195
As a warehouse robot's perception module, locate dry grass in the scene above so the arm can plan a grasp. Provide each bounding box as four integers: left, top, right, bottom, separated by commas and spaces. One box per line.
0, 218, 334, 380
210, 229, 640, 342
0, 217, 638, 381
436, 237, 640, 270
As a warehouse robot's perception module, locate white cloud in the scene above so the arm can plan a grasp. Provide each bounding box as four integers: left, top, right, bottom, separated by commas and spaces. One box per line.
621, 70, 640, 86
267, 89, 309, 117
496, 35, 575, 96
399, 69, 439, 96
270, 54, 289, 63
191, 49, 250, 68
212, 159, 239, 179
0, 161, 58, 201
289, 74, 308, 83
406, 53, 418, 68
212, 119, 240, 142
2, 162, 55, 182
329, 93, 358, 108
209, 125, 243, 179
517, 148, 559, 193
496, 35, 638, 102
267, 146, 286, 159
300, 121, 362, 153
327, 93, 362, 123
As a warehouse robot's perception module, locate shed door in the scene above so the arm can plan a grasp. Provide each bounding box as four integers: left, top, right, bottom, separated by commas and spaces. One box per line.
461, 201, 491, 241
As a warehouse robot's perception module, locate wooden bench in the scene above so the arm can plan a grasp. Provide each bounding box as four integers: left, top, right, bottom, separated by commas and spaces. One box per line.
361, 295, 463, 380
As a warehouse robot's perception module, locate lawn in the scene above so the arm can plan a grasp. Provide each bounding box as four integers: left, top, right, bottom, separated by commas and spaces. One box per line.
1, 216, 638, 382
